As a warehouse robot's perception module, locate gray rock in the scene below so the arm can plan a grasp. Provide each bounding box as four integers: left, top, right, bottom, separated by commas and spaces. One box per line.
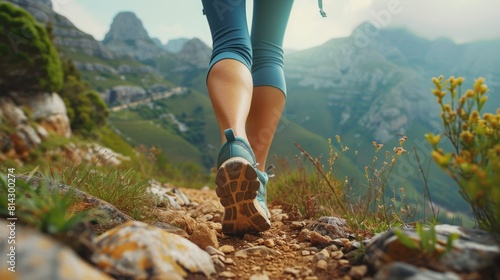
374, 262, 461, 280
0, 97, 28, 126
15, 124, 41, 148
365, 225, 500, 275
0, 220, 112, 280
307, 216, 351, 239
27, 93, 71, 138
19, 175, 133, 230
435, 225, 500, 272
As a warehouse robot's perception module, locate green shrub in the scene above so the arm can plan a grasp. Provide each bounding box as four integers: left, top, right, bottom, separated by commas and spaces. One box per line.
51, 163, 152, 220
0, 2, 63, 93
0, 172, 88, 235
60, 70, 109, 136
426, 76, 500, 241
270, 135, 415, 238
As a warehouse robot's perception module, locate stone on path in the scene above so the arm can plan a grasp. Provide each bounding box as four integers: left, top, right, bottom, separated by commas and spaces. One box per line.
92, 221, 215, 279
190, 223, 219, 249
0, 220, 111, 280
365, 225, 500, 279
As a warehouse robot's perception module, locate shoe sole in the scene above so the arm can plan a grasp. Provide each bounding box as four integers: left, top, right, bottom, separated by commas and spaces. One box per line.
215, 157, 271, 235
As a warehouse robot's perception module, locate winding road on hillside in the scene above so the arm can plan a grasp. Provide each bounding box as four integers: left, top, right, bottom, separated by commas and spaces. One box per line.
109, 87, 186, 112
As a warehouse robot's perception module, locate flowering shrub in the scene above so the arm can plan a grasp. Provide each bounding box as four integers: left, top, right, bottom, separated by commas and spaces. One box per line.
426, 76, 499, 241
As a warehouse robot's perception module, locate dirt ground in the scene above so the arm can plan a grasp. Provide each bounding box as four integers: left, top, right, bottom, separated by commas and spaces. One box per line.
181, 187, 369, 280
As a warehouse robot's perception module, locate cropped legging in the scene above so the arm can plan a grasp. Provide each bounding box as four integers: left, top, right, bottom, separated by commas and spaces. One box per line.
202, 0, 294, 97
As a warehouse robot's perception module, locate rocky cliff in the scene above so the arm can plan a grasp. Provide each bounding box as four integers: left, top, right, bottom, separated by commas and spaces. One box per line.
103, 11, 150, 42
102, 12, 167, 61
7, 0, 114, 60
284, 22, 500, 142
164, 38, 190, 53
177, 38, 212, 69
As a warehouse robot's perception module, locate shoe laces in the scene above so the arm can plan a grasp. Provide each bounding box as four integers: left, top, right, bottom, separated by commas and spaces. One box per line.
264, 165, 275, 178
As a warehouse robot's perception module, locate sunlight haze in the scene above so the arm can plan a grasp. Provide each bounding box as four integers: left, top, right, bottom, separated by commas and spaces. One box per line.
53, 0, 500, 50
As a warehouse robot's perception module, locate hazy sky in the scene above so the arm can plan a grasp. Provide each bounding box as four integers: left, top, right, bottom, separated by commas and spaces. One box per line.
52, 0, 500, 50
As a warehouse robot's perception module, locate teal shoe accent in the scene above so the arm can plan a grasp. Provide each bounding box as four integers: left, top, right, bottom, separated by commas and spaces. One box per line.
216, 129, 256, 169
256, 165, 275, 219
214, 128, 271, 234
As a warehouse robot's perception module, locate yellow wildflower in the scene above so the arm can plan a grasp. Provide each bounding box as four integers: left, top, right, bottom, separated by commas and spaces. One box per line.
425, 133, 441, 147
460, 131, 474, 143
474, 77, 485, 93
465, 89, 475, 98
479, 96, 488, 108
431, 150, 451, 167
433, 89, 446, 98
469, 110, 480, 123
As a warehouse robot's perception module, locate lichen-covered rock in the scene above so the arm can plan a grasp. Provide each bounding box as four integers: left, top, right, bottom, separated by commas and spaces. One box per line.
0, 219, 112, 280
91, 221, 215, 279
365, 225, 500, 277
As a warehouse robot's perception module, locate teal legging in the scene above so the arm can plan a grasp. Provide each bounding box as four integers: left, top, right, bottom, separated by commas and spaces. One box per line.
202, 0, 294, 97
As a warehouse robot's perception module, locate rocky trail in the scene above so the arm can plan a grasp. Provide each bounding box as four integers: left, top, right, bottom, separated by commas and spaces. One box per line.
1, 178, 499, 280
179, 187, 363, 280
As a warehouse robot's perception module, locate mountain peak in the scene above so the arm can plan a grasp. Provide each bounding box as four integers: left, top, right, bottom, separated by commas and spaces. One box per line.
103, 11, 150, 43
177, 38, 211, 68
164, 38, 190, 53
352, 21, 379, 37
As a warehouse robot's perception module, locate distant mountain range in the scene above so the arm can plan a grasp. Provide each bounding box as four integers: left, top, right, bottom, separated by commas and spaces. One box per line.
8, 0, 500, 216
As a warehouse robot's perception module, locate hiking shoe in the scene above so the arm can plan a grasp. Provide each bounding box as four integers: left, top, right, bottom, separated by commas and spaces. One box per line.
256, 165, 275, 220
215, 128, 271, 234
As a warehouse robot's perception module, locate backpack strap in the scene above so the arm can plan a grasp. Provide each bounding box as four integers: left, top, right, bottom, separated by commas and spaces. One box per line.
318, 0, 327, 17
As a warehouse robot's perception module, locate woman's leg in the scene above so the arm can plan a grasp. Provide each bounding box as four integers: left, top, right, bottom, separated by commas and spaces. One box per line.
201, 0, 252, 142
202, 0, 272, 234
247, 0, 294, 170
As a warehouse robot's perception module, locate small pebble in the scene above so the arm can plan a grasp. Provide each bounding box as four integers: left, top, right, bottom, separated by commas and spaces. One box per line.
264, 239, 275, 248
338, 259, 349, 266
220, 271, 236, 278
220, 245, 235, 253
316, 259, 328, 270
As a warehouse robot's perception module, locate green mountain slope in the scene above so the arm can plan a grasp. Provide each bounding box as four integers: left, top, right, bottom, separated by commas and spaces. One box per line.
12, 0, 497, 218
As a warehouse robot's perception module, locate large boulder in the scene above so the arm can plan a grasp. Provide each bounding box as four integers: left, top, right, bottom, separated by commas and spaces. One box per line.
28, 92, 71, 138
91, 221, 216, 279
365, 225, 500, 278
